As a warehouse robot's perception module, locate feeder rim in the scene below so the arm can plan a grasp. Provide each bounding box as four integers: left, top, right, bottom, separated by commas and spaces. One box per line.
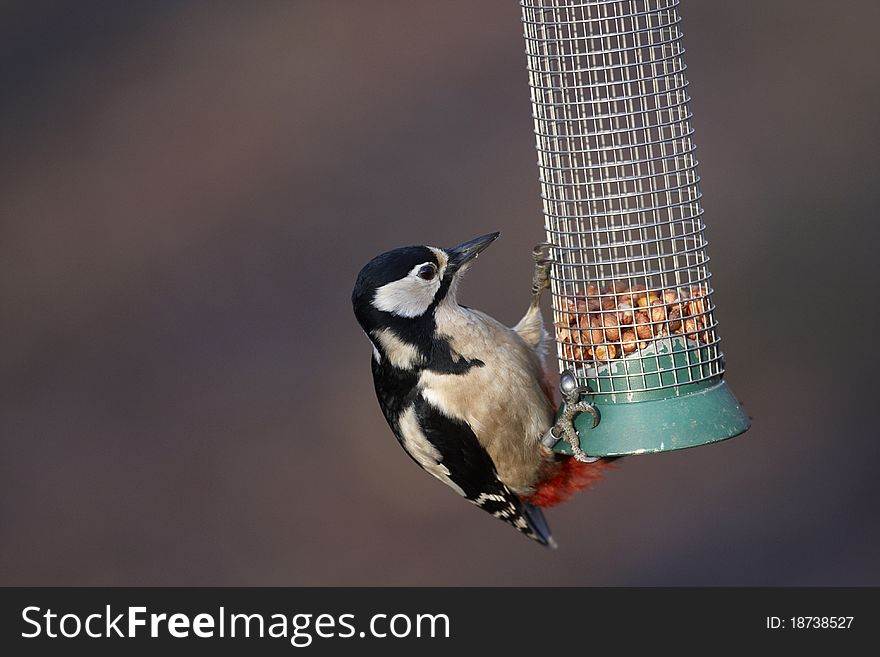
567, 374, 724, 406
563, 354, 725, 383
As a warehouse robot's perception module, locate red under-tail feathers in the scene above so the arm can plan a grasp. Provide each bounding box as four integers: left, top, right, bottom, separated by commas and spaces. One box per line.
528, 361, 618, 508
526, 455, 616, 508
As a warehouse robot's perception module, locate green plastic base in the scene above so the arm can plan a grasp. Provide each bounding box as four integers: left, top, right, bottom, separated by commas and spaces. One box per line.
553, 377, 751, 457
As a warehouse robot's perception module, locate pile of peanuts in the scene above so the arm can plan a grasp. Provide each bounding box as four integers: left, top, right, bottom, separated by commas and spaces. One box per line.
556, 283, 713, 362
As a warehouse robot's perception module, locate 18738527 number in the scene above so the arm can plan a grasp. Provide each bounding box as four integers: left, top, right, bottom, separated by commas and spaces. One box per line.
766, 617, 854, 630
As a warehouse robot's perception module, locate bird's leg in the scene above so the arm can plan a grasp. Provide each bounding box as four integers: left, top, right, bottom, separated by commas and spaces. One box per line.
542, 371, 601, 463
514, 242, 555, 349
530, 242, 553, 308
531, 246, 598, 460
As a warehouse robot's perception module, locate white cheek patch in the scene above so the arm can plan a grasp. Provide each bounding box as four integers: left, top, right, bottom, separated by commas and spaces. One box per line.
372, 263, 441, 318
398, 406, 465, 497
371, 328, 425, 369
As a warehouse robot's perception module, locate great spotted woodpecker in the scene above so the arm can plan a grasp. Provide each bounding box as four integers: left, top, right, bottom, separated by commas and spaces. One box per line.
352, 233, 612, 547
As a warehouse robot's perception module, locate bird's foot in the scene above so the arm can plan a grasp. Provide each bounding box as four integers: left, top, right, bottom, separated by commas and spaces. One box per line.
542, 371, 601, 462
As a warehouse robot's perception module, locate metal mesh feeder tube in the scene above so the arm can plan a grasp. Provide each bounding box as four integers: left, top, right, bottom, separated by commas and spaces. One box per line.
521, 0, 750, 457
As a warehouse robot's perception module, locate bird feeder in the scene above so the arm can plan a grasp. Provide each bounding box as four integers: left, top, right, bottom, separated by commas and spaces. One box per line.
521, 0, 750, 457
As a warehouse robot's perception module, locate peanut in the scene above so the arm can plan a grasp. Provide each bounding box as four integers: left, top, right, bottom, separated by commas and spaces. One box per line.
616, 302, 634, 325
667, 307, 682, 332
593, 343, 617, 361
602, 312, 620, 341
690, 294, 707, 318
586, 317, 606, 345
650, 300, 667, 323
635, 311, 654, 340
558, 280, 716, 359
556, 325, 572, 343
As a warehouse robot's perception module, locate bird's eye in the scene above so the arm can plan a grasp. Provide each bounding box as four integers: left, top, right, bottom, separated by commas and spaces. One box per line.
417, 264, 437, 281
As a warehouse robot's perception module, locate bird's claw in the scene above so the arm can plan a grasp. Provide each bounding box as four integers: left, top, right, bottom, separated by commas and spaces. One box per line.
532, 242, 553, 264
570, 401, 600, 429
546, 370, 601, 462
531, 242, 554, 296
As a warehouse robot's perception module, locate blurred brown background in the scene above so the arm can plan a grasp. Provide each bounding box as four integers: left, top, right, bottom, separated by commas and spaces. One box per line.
1, 1, 877, 586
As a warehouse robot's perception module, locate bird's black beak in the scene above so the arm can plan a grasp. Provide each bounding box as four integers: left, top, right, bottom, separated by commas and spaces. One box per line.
445, 232, 500, 273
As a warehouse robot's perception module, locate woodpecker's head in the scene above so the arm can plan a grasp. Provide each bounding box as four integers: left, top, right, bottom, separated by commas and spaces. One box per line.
352, 232, 499, 334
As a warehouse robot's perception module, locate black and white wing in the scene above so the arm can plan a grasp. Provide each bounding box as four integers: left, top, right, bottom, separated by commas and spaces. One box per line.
394, 394, 555, 547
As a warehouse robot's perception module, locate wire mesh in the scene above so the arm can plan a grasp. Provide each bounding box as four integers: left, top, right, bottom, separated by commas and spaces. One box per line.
521, 0, 724, 395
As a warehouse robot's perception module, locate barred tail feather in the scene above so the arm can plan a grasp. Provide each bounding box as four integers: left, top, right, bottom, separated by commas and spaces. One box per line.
470, 490, 555, 548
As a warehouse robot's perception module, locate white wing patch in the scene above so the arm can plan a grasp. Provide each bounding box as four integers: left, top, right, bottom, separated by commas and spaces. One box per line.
397, 406, 465, 497
372, 328, 425, 370
419, 383, 470, 421
474, 493, 506, 505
